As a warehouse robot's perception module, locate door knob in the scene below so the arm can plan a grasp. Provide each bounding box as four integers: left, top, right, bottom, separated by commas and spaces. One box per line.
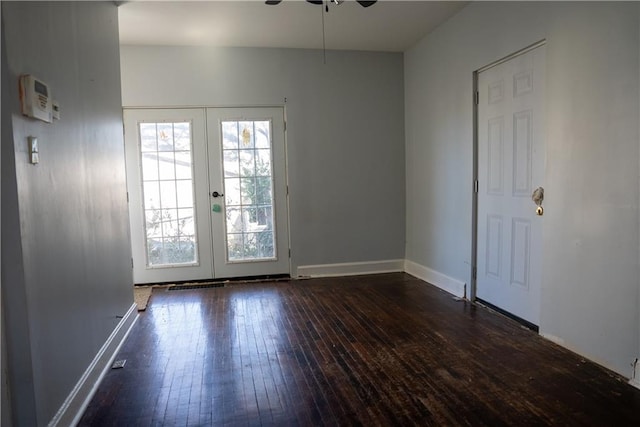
211, 191, 224, 198
532, 187, 544, 216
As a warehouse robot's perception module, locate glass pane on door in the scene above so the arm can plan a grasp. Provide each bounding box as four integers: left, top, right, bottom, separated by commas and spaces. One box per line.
139, 121, 198, 266
220, 120, 276, 261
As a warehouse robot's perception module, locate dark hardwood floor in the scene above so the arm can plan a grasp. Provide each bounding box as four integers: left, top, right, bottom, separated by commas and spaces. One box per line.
80, 273, 640, 426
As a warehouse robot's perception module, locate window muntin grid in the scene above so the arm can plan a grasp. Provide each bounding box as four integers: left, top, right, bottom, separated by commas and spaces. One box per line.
139, 121, 198, 267
221, 120, 276, 262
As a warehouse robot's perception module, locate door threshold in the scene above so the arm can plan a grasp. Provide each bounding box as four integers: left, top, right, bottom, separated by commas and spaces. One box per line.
134, 273, 291, 289
475, 298, 539, 333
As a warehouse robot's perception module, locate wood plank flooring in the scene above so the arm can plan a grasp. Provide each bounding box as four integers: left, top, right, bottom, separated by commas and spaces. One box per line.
79, 273, 640, 426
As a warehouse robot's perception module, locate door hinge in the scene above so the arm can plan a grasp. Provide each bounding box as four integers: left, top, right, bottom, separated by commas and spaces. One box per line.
288, 249, 291, 258
472, 266, 477, 280
474, 179, 479, 193
286, 185, 289, 196
126, 192, 129, 203
475, 91, 479, 105
284, 120, 287, 131
131, 258, 134, 269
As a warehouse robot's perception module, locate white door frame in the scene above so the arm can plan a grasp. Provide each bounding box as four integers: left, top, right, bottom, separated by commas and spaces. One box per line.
471, 40, 546, 327
124, 105, 291, 284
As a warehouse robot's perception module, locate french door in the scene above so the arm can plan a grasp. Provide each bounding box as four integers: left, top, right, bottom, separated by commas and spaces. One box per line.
124, 107, 289, 284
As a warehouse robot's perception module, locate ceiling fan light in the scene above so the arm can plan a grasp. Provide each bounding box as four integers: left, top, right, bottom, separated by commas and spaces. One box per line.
265, 0, 282, 4
356, 0, 376, 7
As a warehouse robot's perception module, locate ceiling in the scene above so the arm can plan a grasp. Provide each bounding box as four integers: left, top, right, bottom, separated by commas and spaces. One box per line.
118, 0, 468, 52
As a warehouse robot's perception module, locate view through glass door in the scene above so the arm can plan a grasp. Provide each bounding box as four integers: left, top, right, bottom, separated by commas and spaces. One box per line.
207, 108, 289, 278
124, 107, 289, 284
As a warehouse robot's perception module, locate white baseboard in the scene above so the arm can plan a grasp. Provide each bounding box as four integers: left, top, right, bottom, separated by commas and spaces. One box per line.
541, 332, 633, 380
48, 303, 139, 427
296, 259, 466, 298
539, 332, 565, 347
296, 259, 404, 278
404, 260, 466, 298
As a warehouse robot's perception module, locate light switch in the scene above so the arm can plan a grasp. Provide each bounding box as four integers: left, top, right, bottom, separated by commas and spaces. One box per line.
28, 136, 39, 164
52, 101, 60, 120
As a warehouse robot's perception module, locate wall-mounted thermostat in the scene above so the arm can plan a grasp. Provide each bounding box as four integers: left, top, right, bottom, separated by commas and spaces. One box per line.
19, 75, 53, 123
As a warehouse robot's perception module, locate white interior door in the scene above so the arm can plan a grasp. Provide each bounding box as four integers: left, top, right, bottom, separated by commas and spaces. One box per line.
476, 45, 546, 326
207, 108, 290, 278
124, 107, 289, 284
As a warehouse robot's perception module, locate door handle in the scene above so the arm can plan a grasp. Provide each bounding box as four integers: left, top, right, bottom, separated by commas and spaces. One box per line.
211, 191, 224, 198
532, 187, 544, 216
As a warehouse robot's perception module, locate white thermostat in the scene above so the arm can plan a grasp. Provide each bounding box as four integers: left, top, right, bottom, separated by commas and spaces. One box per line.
19, 75, 53, 123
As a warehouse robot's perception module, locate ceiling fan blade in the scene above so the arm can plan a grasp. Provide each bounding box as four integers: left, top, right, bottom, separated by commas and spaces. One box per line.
269, 0, 375, 7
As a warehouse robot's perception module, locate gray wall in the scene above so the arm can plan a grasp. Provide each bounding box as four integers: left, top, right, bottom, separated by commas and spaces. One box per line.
1, 13, 8, 427
120, 46, 406, 273
405, 1, 639, 376
1, 2, 133, 425
1, 14, 20, 426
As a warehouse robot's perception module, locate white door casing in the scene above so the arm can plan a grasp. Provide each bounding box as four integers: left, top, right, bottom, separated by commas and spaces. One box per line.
476, 45, 546, 326
124, 107, 289, 284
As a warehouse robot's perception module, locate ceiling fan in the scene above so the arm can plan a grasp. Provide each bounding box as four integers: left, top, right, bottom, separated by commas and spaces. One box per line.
266, 0, 378, 63
266, 0, 377, 8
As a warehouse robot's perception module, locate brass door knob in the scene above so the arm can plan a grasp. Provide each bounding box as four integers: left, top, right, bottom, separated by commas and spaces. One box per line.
532, 187, 544, 216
